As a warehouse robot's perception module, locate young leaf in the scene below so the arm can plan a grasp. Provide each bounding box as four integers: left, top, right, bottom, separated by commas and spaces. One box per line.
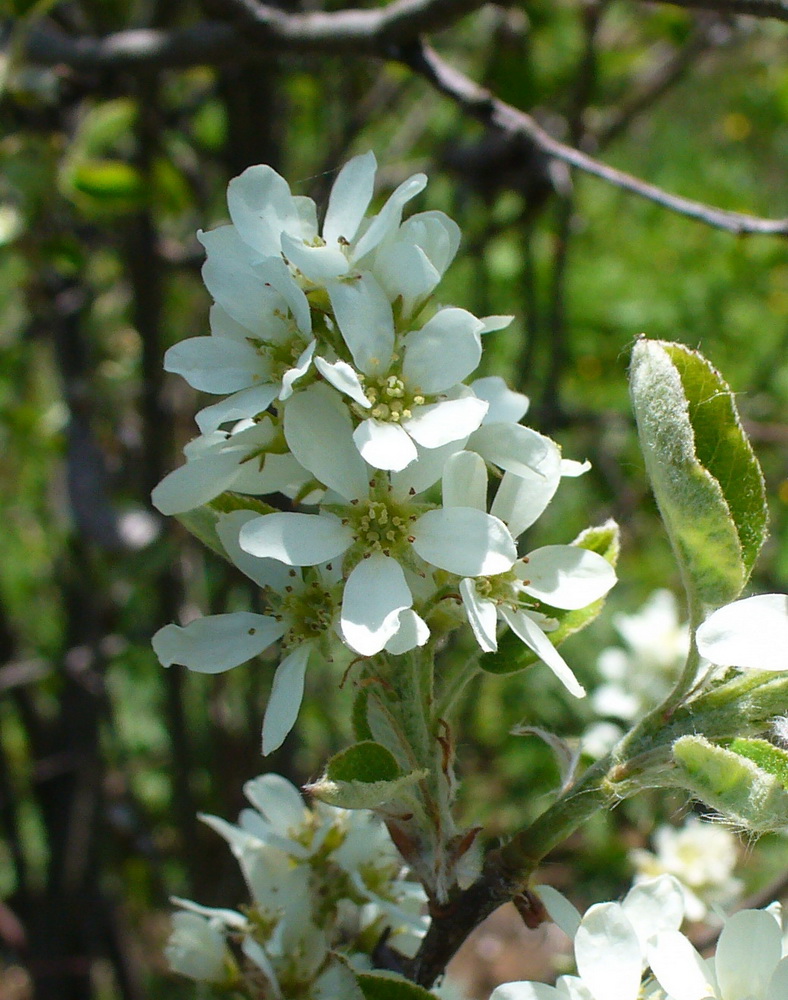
306, 741, 427, 810
480, 520, 619, 676
629, 339, 767, 609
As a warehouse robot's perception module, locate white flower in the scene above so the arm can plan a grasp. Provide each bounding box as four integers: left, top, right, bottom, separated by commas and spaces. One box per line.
630, 817, 742, 921
447, 450, 616, 696
592, 590, 690, 722
238, 383, 516, 657
696, 594, 788, 671
152, 511, 343, 753
165, 911, 232, 982
316, 307, 507, 472
493, 875, 685, 1000
649, 906, 788, 1000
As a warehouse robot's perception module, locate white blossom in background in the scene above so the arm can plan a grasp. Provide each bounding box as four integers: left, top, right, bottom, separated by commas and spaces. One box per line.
591, 590, 690, 722
166, 773, 429, 997
493, 875, 685, 1000
630, 817, 742, 921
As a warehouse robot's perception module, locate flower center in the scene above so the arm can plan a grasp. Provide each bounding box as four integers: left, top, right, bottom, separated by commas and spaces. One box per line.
248, 323, 308, 384
358, 373, 426, 423
271, 570, 338, 648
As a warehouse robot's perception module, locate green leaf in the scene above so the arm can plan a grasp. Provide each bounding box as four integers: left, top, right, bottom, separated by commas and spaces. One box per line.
629, 339, 767, 608
328, 741, 401, 784
357, 973, 437, 1000
352, 688, 374, 742
480, 520, 620, 675
307, 741, 427, 810
671, 735, 788, 832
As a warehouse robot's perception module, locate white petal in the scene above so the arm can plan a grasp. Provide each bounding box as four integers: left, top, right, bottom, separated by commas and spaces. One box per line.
648, 931, 716, 1000
279, 339, 316, 399
469, 423, 561, 479
767, 956, 788, 1000
518, 546, 616, 610
341, 554, 412, 656
533, 885, 582, 939
323, 151, 376, 245
402, 308, 484, 393
196, 384, 279, 434
622, 874, 685, 950
490, 985, 563, 1000
216, 511, 293, 590
239, 512, 352, 566
574, 903, 641, 1000
227, 163, 302, 257
262, 645, 310, 754
490, 468, 561, 540
313, 356, 371, 408
151, 450, 242, 515
479, 314, 514, 333
373, 241, 440, 317
153, 613, 284, 673
283, 382, 369, 501
561, 458, 591, 477
256, 256, 313, 336
164, 336, 262, 393
404, 397, 488, 449
353, 172, 428, 261
696, 594, 788, 670
443, 451, 488, 510
384, 609, 430, 654
460, 578, 498, 653
328, 271, 395, 374
199, 226, 282, 333
411, 508, 516, 576
281, 231, 349, 282
499, 607, 585, 698
716, 909, 781, 1000
391, 439, 466, 498
472, 376, 530, 424
243, 773, 309, 832
353, 419, 418, 472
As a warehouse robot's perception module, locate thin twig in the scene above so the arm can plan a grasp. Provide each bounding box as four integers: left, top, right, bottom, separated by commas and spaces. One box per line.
395, 41, 788, 238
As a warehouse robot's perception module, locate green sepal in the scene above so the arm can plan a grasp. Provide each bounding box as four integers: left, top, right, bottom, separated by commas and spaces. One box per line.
174, 492, 278, 562
479, 520, 620, 676
629, 339, 767, 608
307, 741, 427, 810
672, 734, 788, 832
357, 972, 438, 1000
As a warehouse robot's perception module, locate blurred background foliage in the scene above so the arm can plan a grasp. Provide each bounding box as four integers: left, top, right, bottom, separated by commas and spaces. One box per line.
1, 0, 787, 997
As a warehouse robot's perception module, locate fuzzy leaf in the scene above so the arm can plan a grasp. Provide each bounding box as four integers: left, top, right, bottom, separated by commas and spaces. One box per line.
480, 520, 619, 676
672, 735, 788, 832
307, 741, 427, 810
630, 339, 766, 608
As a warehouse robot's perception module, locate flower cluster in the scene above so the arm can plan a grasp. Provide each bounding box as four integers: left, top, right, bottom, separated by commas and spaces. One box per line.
166, 773, 428, 997
151, 152, 616, 752
497, 879, 788, 1000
